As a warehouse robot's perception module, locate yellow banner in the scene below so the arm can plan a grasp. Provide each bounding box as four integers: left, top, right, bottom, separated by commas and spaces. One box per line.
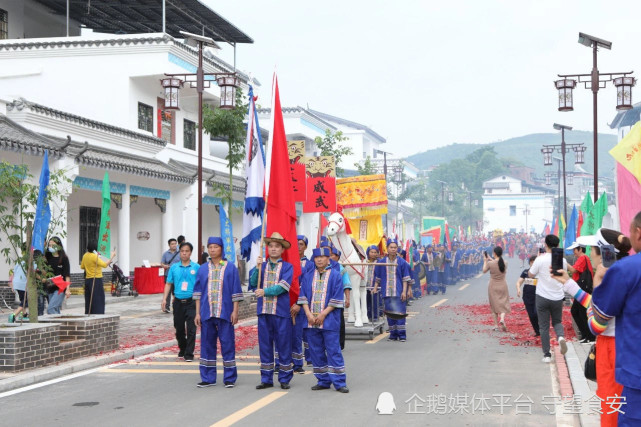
610, 121, 641, 185
347, 215, 384, 247
336, 174, 388, 216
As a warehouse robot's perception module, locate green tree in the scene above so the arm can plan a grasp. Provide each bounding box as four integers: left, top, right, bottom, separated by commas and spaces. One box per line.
314, 129, 353, 177
0, 161, 72, 322
354, 156, 377, 175
203, 88, 248, 216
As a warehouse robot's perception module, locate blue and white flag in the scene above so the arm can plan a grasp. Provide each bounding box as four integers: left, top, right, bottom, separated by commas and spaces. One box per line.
219, 203, 236, 264
564, 204, 578, 255
32, 150, 51, 252
240, 85, 266, 273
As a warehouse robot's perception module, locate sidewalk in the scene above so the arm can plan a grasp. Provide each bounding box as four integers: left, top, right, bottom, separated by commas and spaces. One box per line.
563, 341, 600, 427
0, 293, 257, 393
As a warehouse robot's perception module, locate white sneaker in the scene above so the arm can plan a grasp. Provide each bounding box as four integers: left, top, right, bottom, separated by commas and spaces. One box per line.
558, 337, 568, 355
542, 356, 552, 363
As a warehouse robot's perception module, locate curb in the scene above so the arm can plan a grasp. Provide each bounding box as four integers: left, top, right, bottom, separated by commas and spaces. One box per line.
553, 345, 574, 398
565, 342, 600, 427
0, 316, 258, 393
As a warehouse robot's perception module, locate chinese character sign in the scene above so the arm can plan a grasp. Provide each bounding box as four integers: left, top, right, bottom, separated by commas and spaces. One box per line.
287, 140, 307, 201
302, 156, 336, 213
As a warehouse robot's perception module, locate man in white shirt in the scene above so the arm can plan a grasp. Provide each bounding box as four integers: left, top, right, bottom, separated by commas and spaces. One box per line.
529, 234, 568, 363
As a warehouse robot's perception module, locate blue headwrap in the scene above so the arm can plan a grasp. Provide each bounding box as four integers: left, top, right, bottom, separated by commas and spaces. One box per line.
330, 246, 341, 257
366, 245, 379, 255
297, 235, 308, 247
320, 236, 330, 248
387, 238, 398, 247
312, 247, 331, 259
207, 236, 226, 260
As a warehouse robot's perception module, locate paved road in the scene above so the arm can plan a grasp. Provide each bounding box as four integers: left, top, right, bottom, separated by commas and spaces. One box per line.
0, 257, 576, 426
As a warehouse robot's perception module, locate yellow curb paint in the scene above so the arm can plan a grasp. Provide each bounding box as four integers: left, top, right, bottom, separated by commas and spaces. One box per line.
210, 392, 288, 427
430, 299, 448, 308
365, 332, 389, 344
459, 283, 470, 291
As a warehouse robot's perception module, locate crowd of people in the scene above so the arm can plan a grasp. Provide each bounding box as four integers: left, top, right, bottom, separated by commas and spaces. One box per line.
476, 218, 641, 426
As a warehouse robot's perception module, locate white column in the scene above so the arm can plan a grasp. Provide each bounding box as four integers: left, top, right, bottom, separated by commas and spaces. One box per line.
118, 188, 130, 275
181, 183, 199, 252
55, 158, 78, 249
161, 197, 172, 252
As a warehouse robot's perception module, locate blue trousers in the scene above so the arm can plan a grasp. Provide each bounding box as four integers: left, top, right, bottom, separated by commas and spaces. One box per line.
199, 317, 237, 384
258, 314, 293, 385
291, 309, 306, 368
384, 297, 407, 340
303, 329, 311, 364
619, 386, 641, 426
306, 328, 346, 389
367, 290, 383, 321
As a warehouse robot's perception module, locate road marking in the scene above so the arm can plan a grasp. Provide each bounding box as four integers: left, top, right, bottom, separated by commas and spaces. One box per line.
430, 298, 448, 308
100, 369, 259, 374
155, 354, 260, 359
210, 391, 288, 427
459, 283, 470, 291
127, 361, 259, 367
0, 367, 102, 399
365, 332, 389, 344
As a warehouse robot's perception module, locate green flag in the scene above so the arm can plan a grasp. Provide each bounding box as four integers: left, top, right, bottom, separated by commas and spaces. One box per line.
98, 172, 111, 255
580, 192, 607, 237
579, 191, 593, 214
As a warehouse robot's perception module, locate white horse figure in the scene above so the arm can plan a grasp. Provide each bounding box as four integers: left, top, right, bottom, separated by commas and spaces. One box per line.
326, 212, 369, 327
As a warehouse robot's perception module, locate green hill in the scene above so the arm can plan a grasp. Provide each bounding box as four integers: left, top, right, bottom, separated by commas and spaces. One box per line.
407, 131, 618, 180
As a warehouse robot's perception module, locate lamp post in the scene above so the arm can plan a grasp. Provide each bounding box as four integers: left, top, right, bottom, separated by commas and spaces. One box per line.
374, 149, 392, 234
392, 164, 404, 240
524, 203, 530, 234
541, 124, 584, 221
465, 190, 474, 230
436, 180, 447, 218
556, 32, 635, 203
161, 31, 240, 257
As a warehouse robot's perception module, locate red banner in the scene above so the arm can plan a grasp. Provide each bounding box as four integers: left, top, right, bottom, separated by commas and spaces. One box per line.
290, 162, 306, 201
303, 176, 336, 213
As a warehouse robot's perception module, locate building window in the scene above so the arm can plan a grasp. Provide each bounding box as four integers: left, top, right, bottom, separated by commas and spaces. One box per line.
0, 9, 7, 40
138, 102, 153, 132
184, 119, 196, 150
363, 151, 367, 159
79, 206, 101, 263
509, 205, 516, 216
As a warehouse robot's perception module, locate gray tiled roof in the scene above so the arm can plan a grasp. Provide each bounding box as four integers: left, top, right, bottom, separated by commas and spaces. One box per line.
308, 109, 386, 143
0, 114, 66, 158
7, 98, 166, 147
610, 103, 641, 129
72, 144, 194, 184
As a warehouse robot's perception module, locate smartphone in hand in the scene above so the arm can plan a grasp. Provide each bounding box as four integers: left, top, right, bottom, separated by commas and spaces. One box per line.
601, 244, 616, 268
551, 248, 564, 276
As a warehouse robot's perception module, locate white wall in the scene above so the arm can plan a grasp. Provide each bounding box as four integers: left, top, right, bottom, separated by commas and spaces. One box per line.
129, 197, 163, 266
483, 195, 552, 234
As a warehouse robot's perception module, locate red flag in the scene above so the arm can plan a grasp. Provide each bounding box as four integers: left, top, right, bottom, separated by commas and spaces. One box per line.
266, 75, 301, 306
576, 211, 583, 237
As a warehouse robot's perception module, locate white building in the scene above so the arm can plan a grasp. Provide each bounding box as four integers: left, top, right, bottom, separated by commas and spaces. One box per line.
0, 0, 253, 281
482, 175, 555, 234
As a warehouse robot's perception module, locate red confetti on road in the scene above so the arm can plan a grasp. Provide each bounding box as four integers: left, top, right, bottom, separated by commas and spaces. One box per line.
438, 300, 576, 347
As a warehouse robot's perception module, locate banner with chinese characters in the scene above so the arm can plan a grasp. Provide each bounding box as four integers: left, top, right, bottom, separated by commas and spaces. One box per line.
336, 174, 388, 217
287, 140, 307, 201
347, 215, 384, 247
302, 156, 336, 213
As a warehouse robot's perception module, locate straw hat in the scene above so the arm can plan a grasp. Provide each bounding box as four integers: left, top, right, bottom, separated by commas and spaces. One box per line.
264, 232, 291, 249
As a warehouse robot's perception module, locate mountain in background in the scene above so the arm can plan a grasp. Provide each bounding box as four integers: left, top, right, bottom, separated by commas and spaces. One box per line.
407, 131, 618, 181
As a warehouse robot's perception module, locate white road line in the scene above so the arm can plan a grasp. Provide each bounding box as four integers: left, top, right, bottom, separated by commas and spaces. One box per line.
0, 367, 102, 399
459, 283, 470, 291
430, 298, 448, 308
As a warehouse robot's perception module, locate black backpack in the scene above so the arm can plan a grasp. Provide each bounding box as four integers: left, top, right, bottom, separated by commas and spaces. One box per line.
576, 256, 594, 294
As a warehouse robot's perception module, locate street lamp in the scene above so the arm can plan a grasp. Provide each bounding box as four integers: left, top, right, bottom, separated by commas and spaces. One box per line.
557, 32, 634, 202
161, 31, 240, 257
374, 149, 392, 234
436, 180, 447, 218
392, 164, 404, 239
542, 123, 585, 221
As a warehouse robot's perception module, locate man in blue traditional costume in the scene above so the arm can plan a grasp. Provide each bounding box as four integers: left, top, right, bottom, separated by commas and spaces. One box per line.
365, 245, 382, 321
298, 247, 349, 393
290, 234, 311, 372
250, 232, 294, 390
193, 237, 243, 388
374, 239, 413, 342
329, 247, 351, 350
421, 244, 437, 295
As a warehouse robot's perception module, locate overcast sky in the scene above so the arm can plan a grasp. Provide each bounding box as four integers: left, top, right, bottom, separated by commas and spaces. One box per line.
208, 0, 638, 158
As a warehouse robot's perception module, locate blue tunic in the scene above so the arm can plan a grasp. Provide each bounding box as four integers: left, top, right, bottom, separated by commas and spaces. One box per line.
373, 256, 413, 297
252, 260, 294, 318
298, 265, 344, 332
193, 260, 243, 322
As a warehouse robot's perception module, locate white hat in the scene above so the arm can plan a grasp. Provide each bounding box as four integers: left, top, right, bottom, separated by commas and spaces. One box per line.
576, 229, 618, 252
566, 241, 585, 250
